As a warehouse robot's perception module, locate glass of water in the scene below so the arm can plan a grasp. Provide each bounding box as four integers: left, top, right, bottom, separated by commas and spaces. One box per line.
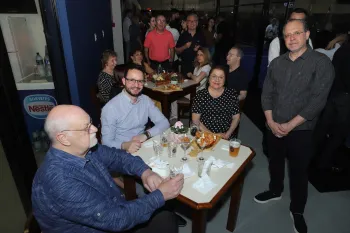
161, 131, 169, 147
153, 140, 163, 156
169, 164, 183, 178
168, 141, 178, 158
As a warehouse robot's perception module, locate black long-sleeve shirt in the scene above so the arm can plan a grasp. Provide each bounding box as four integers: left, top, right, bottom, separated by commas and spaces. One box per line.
262, 47, 335, 131
331, 43, 350, 95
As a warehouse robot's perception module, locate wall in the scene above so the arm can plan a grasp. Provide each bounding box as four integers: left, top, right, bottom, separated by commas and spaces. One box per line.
0, 141, 27, 233
111, 0, 125, 64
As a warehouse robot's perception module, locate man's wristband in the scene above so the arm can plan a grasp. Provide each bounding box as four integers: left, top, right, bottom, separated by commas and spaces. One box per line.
144, 131, 151, 139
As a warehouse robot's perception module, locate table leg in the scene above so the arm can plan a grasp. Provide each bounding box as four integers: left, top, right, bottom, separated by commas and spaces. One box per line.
226, 172, 245, 232
161, 96, 170, 119
192, 209, 207, 233
123, 175, 137, 201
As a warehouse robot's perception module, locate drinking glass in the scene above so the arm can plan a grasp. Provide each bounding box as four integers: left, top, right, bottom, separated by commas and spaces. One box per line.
167, 142, 178, 158
195, 131, 207, 161
190, 122, 199, 137
161, 131, 169, 147
169, 164, 183, 178
153, 140, 163, 156
229, 138, 241, 157
179, 134, 191, 163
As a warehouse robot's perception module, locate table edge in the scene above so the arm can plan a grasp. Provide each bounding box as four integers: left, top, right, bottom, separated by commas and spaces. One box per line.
176, 145, 256, 210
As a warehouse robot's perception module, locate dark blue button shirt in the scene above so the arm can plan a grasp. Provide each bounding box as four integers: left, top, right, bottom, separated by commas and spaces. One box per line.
32, 145, 165, 233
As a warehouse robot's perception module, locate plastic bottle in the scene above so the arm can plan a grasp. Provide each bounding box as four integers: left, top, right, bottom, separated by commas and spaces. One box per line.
35, 52, 46, 77
44, 46, 52, 78
157, 64, 163, 74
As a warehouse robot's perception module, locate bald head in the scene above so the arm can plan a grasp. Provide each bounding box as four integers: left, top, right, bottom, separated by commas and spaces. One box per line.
45, 105, 88, 142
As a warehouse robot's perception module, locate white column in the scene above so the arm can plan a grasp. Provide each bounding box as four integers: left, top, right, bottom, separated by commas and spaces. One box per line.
111, 0, 125, 64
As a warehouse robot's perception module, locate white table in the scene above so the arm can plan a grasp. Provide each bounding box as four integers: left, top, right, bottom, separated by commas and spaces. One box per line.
123, 137, 255, 233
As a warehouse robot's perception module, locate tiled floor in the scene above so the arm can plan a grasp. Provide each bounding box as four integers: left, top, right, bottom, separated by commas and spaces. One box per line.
177, 114, 350, 233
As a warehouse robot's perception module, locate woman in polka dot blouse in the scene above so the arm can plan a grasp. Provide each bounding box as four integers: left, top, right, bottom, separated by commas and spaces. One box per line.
191, 66, 240, 139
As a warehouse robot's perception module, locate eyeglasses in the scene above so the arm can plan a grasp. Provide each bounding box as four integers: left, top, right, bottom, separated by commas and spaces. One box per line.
210, 75, 224, 81
61, 119, 93, 133
125, 77, 145, 85
284, 31, 305, 39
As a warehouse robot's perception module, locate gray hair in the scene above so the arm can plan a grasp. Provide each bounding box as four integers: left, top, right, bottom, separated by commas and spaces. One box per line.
283, 19, 309, 34
187, 13, 198, 21
231, 47, 244, 58
44, 117, 70, 142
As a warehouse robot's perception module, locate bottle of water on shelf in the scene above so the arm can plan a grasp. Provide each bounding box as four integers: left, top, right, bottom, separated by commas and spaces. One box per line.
157, 64, 163, 74
44, 46, 52, 78
35, 52, 46, 77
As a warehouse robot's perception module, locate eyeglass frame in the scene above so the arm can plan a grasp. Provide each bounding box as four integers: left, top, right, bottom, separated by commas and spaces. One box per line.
209, 75, 225, 81
283, 31, 306, 39
124, 77, 146, 85
60, 118, 93, 133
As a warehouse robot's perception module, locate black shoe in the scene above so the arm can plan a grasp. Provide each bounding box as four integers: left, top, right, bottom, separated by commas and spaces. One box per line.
176, 214, 187, 227
290, 212, 307, 233
254, 190, 282, 204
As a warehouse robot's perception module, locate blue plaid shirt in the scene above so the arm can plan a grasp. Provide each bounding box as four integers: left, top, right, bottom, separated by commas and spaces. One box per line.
32, 145, 165, 232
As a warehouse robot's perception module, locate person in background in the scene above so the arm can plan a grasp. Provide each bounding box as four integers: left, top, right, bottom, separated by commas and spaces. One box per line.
265, 18, 279, 45
213, 15, 231, 66
101, 66, 169, 154
145, 16, 156, 36
169, 8, 181, 32
187, 47, 212, 92
176, 13, 206, 76
97, 50, 120, 104
166, 22, 180, 71
192, 66, 240, 140
129, 15, 142, 58
123, 10, 133, 61
170, 47, 212, 121
226, 47, 249, 101
144, 14, 175, 71
203, 17, 216, 57
32, 105, 183, 233
129, 48, 154, 74
314, 40, 350, 171
180, 19, 187, 34
256, 19, 334, 233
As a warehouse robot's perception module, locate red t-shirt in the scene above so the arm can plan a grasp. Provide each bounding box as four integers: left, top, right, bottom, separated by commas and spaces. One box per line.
144, 29, 175, 62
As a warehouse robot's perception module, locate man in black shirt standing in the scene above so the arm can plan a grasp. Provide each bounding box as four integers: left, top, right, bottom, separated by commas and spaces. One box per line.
176, 13, 206, 76
256, 19, 334, 233
226, 47, 249, 101
314, 41, 350, 169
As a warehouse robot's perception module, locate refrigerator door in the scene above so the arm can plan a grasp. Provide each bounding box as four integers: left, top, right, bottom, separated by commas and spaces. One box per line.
8, 16, 35, 79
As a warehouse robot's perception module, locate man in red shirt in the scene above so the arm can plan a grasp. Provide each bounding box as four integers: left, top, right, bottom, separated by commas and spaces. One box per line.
144, 14, 175, 71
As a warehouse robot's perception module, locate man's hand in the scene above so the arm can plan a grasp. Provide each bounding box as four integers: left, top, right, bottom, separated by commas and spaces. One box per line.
279, 122, 294, 136
132, 134, 148, 143
267, 120, 286, 138
187, 72, 192, 78
185, 41, 192, 49
158, 174, 184, 201
122, 140, 142, 153
141, 169, 163, 192
194, 45, 200, 51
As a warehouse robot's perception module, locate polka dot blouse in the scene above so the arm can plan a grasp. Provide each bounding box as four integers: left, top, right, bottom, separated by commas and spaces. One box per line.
192, 87, 240, 139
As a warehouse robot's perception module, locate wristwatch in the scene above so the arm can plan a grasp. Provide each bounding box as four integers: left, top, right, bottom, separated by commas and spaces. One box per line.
144, 130, 151, 140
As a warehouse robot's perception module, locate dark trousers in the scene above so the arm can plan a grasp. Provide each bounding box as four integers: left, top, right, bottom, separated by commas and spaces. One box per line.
313, 93, 350, 168
268, 130, 313, 214
131, 210, 178, 233
150, 59, 171, 72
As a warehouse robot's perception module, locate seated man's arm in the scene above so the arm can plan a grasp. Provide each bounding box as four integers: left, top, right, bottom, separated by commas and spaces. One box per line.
101, 104, 123, 149
49, 175, 165, 232
146, 97, 170, 137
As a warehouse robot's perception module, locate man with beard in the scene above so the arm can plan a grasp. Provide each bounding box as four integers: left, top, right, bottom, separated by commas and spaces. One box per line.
32, 105, 183, 232
101, 66, 169, 153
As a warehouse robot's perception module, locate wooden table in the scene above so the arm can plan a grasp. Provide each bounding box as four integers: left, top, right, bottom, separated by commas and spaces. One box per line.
123, 138, 255, 233
142, 80, 198, 119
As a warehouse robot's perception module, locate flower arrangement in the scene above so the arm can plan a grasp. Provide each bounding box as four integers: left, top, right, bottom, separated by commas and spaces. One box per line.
170, 121, 188, 134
